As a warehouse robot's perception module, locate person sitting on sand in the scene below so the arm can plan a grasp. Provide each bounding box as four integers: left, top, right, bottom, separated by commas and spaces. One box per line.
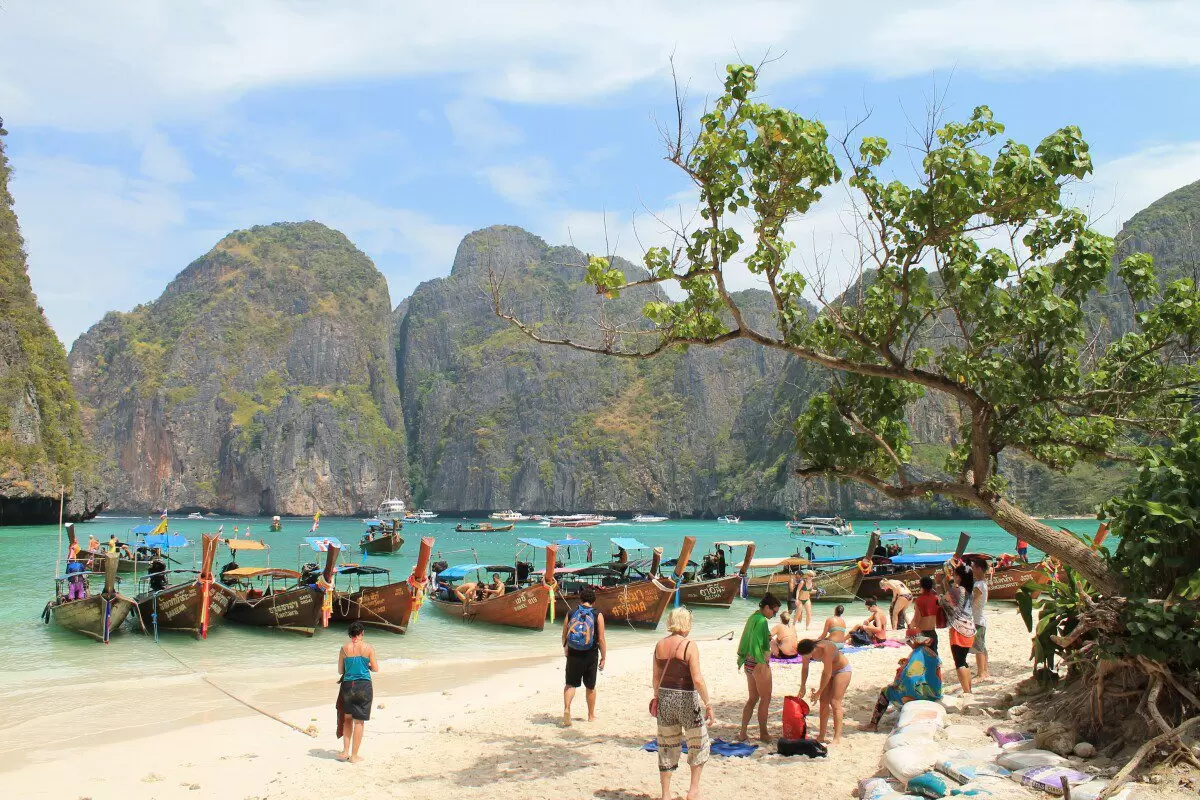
881, 579, 914, 630
797, 637, 852, 744
337, 621, 378, 763
651, 607, 713, 800
562, 587, 606, 726
818, 605, 849, 648
860, 628, 943, 731
737, 593, 780, 743
484, 573, 506, 599
848, 598, 888, 644
771, 611, 800, 658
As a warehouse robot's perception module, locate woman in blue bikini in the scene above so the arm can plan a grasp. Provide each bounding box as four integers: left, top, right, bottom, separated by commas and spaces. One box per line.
797, 637, 852, 744
818, 605, 848, 648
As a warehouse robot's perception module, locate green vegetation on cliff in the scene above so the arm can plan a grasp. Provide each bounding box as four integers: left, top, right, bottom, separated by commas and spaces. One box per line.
0, 120, 102, 522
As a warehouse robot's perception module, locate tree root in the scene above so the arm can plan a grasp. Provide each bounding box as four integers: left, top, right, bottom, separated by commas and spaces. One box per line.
1097, 714, 1200, 800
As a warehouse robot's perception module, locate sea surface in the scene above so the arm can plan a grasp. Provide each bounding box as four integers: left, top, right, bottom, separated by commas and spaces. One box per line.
0, 514, 1102, 765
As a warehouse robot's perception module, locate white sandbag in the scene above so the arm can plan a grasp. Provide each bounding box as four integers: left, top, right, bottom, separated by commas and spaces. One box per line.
898, 700, 947, 730
1011, 765, 1091, 795
935, 754, 1011, 783
859, 776, 924, 800
1071, 780, 1134, 800
887, 721, 941, 750
884, 743, 944, 782
948, 776, 1016, 797
997, 748, 1068, 770
942, 724, 982, 742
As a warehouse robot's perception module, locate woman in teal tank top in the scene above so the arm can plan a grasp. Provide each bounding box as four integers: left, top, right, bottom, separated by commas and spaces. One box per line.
338, 621, 378, 762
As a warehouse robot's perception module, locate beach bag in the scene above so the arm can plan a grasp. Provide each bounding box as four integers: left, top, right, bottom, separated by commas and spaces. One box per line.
850, 629, 875, 646
782, 695, 809, 740
776, 737, 827, 758
935, 605, 948, 629
566, 606, 596, 650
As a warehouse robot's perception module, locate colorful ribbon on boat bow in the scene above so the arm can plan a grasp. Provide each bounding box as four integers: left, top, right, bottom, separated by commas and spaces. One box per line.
406, 572, 429, 624
317, 574, 334, 628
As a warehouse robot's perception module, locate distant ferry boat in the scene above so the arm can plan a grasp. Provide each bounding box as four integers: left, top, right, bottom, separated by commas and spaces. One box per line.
489, 510, 530, 522
406, 509, 438, 522
717, 515, 741, 524
786, 515, 853, 536
378, 498, 407, 519
632, 514, 669, 523
186, 512, 203, 520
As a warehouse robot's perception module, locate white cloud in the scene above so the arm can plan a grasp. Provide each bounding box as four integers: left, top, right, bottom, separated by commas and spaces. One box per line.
2, 2, 1199, 132
137, 129, 193, 183
444, 96, 524, 151
1078, 142, 1200, 235
479, 158, 554, 207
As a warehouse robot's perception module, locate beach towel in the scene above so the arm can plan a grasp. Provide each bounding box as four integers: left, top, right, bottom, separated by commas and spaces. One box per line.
643, 737, 757, 758
883, 646, 943, 707
737, 613, 771, 669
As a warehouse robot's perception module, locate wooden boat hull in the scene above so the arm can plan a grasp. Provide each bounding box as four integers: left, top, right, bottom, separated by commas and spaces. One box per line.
455, 523, 514, 533
360, 532, 404, 554
986, 563, 1052, 601
49, 594, 138, 642
429, 583, 550, 630
331, 582, 419, 634
136, 581, 236, 638
858, 566, 947, 600
676, 574, 742, 607
554, 579, 674, 629
746, 564, 864, 602
226, 587, 324, 636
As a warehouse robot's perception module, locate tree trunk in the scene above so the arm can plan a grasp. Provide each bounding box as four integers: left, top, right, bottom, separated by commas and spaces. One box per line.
977, 495, 1123, 596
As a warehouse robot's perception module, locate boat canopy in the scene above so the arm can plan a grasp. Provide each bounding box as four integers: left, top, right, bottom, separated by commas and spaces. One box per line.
889, 552, 953, 565
437, 563, 513, 581
714, 540, 755, 548
554, 537, 589, 547
223, 567, 299, 580
553, 564, 623, 578
225, 538, 268, 551
338, 564, 391, 576
131, 524, 157, 535
362, 519, 384, 526
305, 537, 343, 551
610, 537, 651, 552
748, 556, 809, 569
142, 533, 188, 549
883, 529, 943, 542
661, 558, 699, 569
517, 537, 554, 548
790, 537, 843, 548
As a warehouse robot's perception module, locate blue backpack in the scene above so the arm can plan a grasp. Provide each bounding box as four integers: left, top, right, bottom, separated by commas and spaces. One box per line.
566, 606, 596, 650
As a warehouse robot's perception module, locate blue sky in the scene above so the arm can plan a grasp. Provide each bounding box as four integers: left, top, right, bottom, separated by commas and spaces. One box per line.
2, 1, 1199, 346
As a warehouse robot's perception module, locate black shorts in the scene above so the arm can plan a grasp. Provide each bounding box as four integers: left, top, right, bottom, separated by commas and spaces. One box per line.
565, 647, 599, 689
340, 679, 373, 721
950, 644, 971, 670
924, 629, 939, 653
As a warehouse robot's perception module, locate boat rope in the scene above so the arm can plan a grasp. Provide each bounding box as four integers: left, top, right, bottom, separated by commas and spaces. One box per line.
152, 642, 316, 738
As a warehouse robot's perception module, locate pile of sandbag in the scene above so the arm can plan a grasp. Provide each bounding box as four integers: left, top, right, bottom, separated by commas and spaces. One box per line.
857, 703, 1136, 799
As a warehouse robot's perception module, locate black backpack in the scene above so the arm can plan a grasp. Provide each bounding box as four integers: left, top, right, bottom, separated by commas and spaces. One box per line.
777, 738, 828, 758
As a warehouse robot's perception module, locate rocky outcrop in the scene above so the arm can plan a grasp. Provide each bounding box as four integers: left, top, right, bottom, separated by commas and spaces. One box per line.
0, 121, 105, 524
69, 222, 405, 515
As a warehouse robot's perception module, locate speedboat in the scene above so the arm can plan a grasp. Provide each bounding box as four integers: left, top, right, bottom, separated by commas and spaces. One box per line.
186, 512, 203, 520
632, 514, 669, 523
717, 515, 741, 524
786, 515, 853, 536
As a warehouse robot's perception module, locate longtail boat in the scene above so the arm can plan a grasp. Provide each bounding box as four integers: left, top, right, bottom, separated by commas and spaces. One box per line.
359, 518, 404, 554
331, 536, 434, 634
428, 540, 553, 630
454, 522, 514, 533
746, 534, 879, 601
672, 539, 756, 607
270, 516, 282, 532
222, 539, 340, 636
857, 532, 971, 600
135, 533, 236, 639
69, 520, 174, 573
44, 553, 140, 642
549, 537, 677, 629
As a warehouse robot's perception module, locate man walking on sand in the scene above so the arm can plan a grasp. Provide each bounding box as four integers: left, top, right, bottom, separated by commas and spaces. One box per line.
562, 587, 606, 726
970, 557, 990, 682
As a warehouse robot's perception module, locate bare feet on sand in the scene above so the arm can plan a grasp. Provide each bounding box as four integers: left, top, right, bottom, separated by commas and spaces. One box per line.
562, 711, 572, 727
336, 754, 350, 762
348, 755, 363, 764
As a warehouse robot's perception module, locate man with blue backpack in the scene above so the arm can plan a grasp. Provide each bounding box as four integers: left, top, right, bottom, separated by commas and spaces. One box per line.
562, 587, 607, 727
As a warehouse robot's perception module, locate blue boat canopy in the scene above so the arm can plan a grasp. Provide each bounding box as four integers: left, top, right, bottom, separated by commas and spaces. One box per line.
790, 537, 843, 548
141, 533, 188, 549
517, 537, 554, 548
888, 552, 953, 565
610, 537, 650, 551
305, 536, 343, 551
555, 538, 590, 547
437, 563, 512, 580
130, 524, 157, 534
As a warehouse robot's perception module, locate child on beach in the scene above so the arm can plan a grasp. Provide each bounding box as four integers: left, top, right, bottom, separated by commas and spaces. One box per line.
737, 593, 779, 742
337, 621, 378, 763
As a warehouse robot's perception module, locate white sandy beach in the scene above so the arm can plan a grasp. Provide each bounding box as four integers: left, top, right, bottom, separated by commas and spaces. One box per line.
1, 607, 1186, 800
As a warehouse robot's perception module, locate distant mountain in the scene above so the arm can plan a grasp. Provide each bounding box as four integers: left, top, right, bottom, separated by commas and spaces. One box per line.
68, 222, 405, 515
0, 124, 104, 523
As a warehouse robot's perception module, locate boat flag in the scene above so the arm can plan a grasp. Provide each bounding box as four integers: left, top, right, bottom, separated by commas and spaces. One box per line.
150, 515, 169, 536
310, 512, 321, 533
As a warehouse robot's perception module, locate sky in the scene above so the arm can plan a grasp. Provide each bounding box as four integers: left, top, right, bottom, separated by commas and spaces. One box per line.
2, 1, 1200, 347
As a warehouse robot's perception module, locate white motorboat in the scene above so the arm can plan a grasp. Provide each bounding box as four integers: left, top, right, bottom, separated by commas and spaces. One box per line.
632, 514, 669, 523
717, 515, 741, 524
786, 515, 854, 536
488, 510, 529, 522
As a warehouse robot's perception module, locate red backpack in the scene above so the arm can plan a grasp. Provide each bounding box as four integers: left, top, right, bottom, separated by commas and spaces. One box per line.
782, 695, 810, 740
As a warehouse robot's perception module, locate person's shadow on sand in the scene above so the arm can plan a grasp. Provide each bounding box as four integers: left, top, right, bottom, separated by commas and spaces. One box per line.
593, 790, 656, 799
307, 748, 346, 761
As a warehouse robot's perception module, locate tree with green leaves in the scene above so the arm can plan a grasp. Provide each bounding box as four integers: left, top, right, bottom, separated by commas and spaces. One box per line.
492, 64, 1200, 595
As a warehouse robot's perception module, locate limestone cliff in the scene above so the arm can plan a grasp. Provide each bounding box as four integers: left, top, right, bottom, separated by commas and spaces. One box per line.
0, 121, 105, 523
69, 222, 405, 515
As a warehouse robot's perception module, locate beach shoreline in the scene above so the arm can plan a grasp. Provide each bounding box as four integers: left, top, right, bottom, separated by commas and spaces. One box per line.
4, 606, 1063, 800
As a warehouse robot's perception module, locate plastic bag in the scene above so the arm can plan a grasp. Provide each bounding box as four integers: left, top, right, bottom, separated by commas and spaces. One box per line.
907, 771, 951, 798
935, 756, 1011, 783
